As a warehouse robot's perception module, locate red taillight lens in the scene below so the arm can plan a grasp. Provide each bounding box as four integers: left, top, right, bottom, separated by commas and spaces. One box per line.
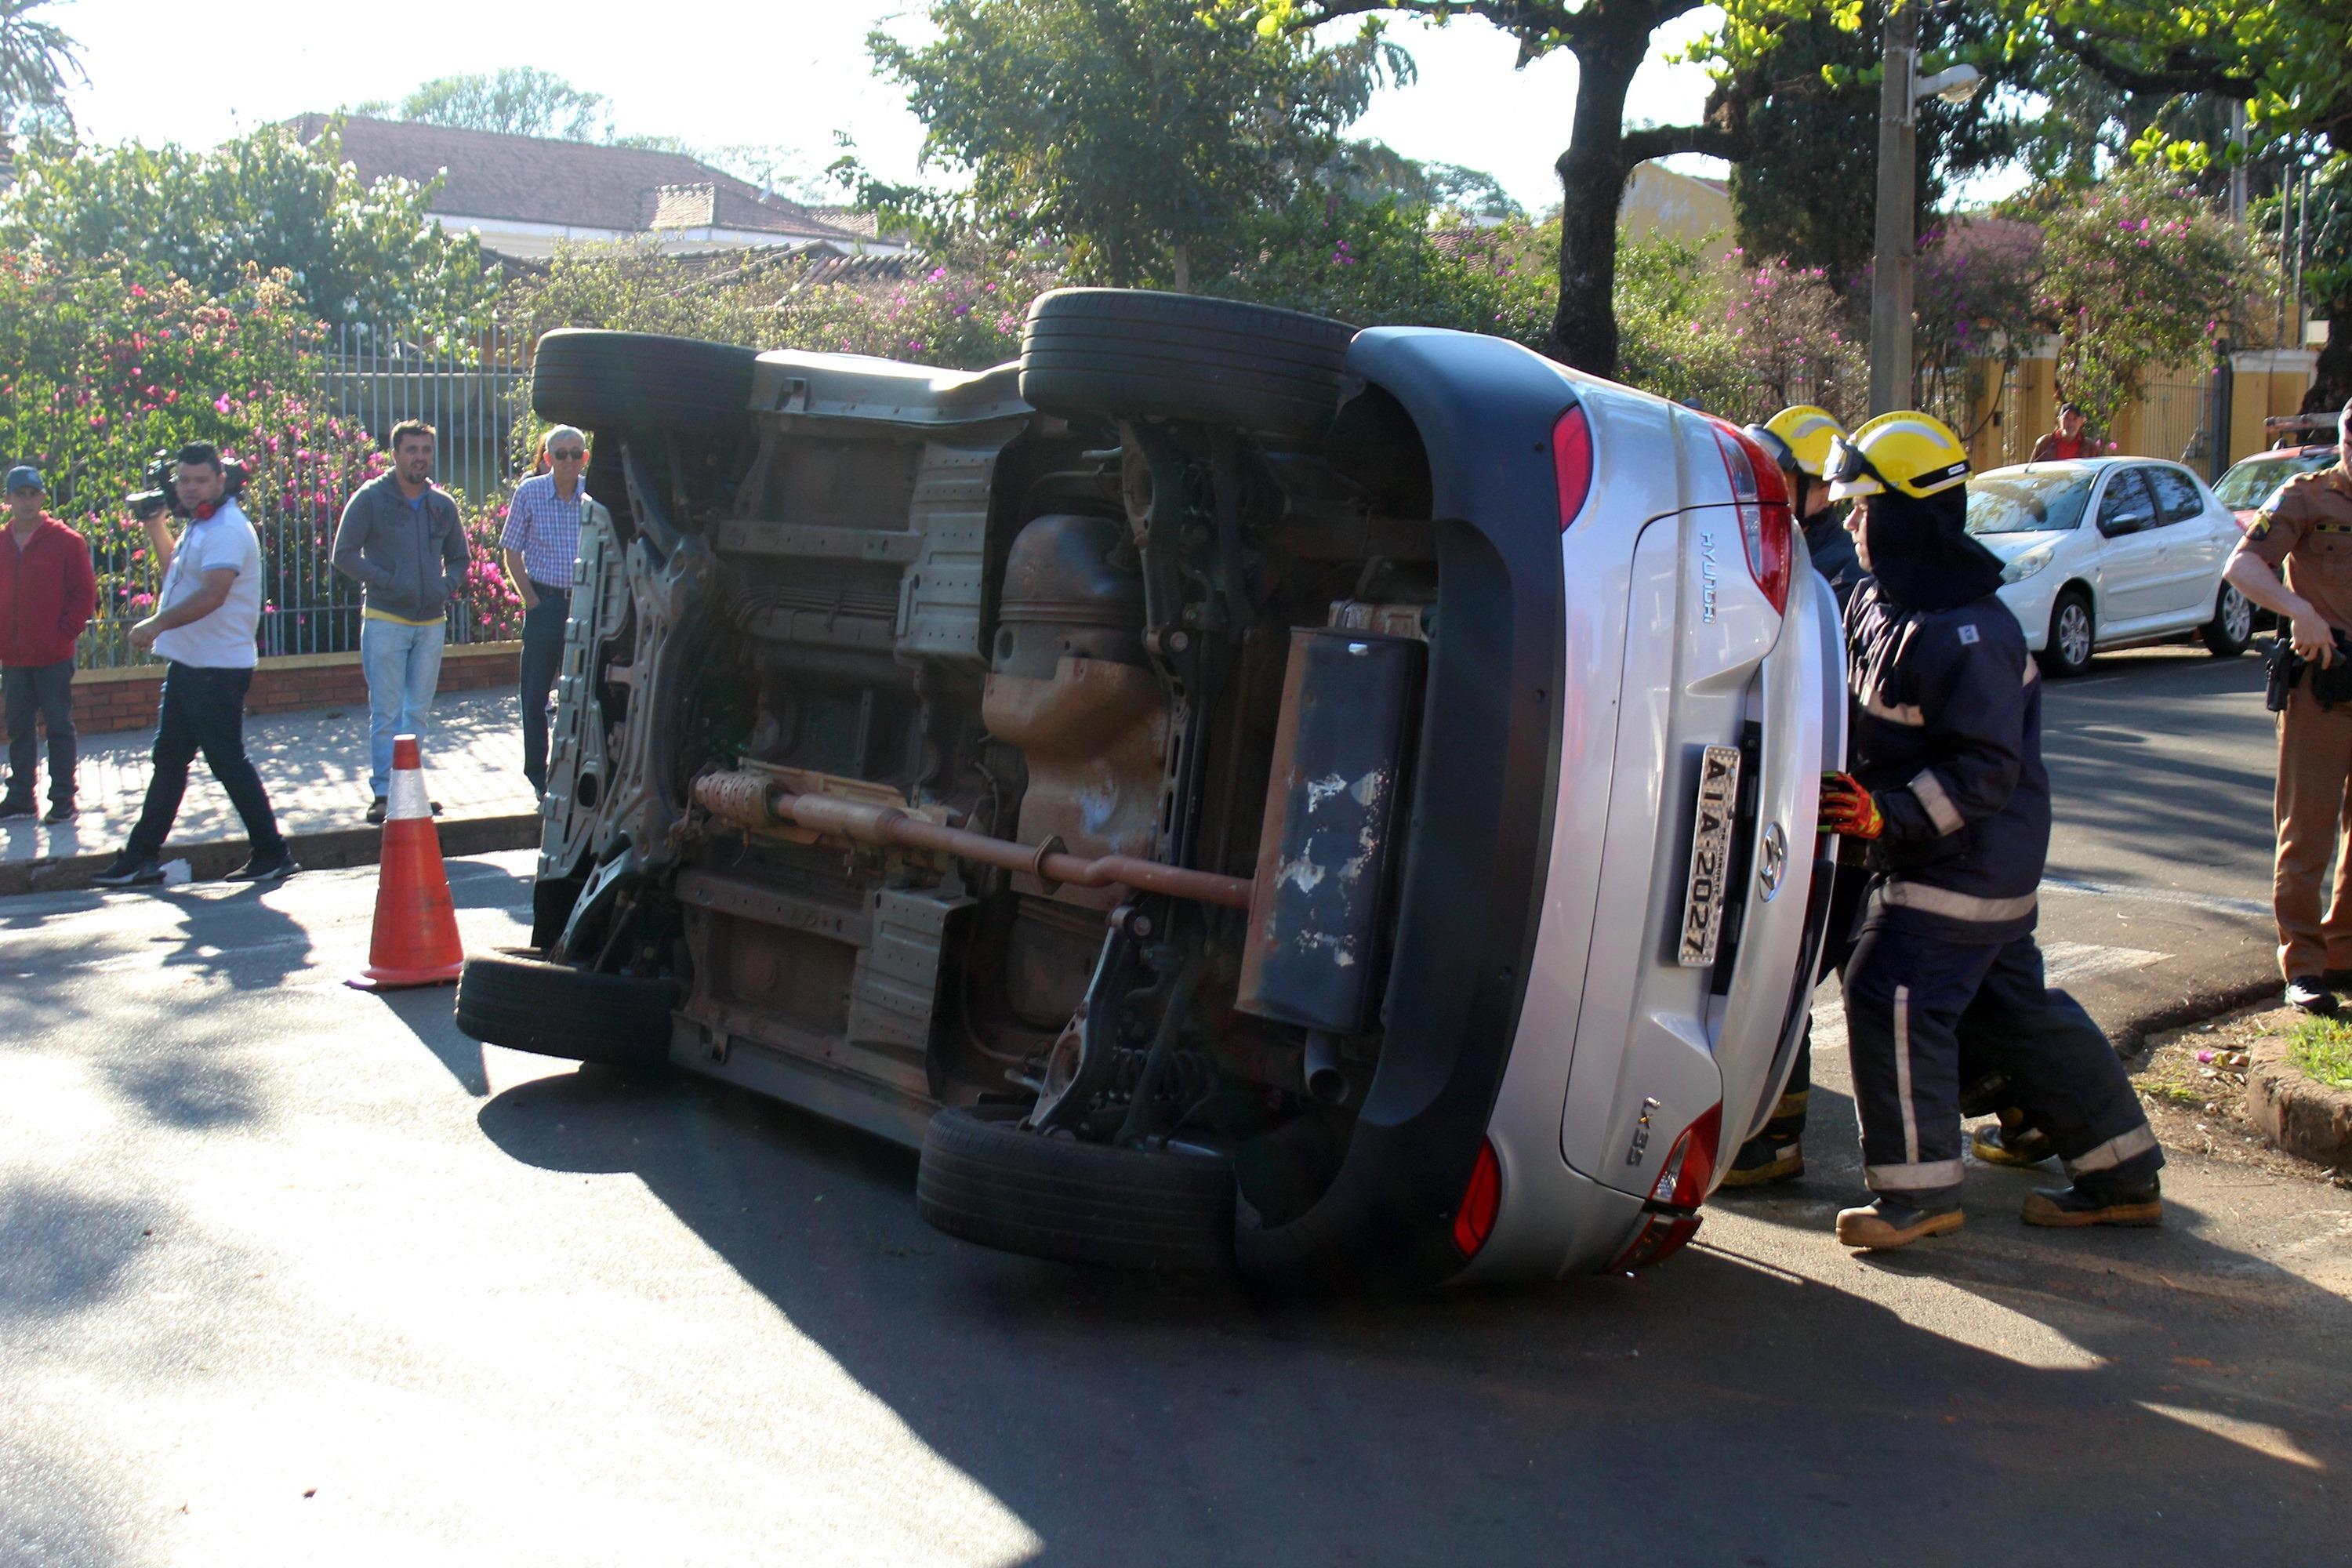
1646, 1102, 1724, 1211
1452, 1138, 1502, 1257
1608, 1213, 1702, 1273
1709, 421, 1794, 613
1553, 405, 1593, 531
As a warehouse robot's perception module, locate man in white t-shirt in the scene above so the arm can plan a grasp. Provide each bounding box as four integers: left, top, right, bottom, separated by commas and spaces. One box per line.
93, 443, 294, 887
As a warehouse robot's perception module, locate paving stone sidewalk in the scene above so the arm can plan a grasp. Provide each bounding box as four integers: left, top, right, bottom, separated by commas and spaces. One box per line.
0, 687, 540, 879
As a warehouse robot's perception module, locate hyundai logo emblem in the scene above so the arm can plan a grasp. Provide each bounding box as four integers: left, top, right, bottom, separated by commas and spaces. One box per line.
1757, 822, 1788, 901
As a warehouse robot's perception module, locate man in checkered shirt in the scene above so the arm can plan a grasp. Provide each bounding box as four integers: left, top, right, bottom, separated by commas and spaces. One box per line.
499, 426, 609, 800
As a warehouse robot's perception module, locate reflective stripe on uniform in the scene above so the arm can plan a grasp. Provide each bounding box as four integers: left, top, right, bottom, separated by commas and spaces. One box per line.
1893, 984, 1920, 1163
1911, 770, 1965, 836
2062, 1121, 2159, 1177
1865, 1159, 1965, 1191
1880, 880, 2037, 924
1863, 690, 1926, 726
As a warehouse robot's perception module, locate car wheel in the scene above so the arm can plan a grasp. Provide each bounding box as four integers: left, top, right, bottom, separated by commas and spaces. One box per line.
453, 949, 676, 1069
2039, 590, 2096, 677
1018, 289, 1356, 443
2201, 583, 2255, 657
530, 329, 760, 433
916, 1104, 1236, 1272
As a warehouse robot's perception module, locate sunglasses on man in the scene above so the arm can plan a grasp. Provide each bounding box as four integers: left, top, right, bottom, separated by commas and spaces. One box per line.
550, 448, 587, 462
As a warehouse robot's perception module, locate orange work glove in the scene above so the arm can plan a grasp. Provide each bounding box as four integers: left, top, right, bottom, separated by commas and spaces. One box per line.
1818, 771, 1884, 840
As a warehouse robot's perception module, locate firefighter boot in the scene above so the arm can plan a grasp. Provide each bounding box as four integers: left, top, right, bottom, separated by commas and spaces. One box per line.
2020, 1174, 2163, 1229
1969, 1107, 2056, 1167
1720, 1090, 1808, 1188
1835, 1193, 1965, 1250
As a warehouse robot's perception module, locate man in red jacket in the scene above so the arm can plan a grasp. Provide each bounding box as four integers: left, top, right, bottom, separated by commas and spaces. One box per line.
0, 466, 98, 822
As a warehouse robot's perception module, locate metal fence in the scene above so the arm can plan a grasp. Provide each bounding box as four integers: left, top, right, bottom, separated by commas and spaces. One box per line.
2135, 375, 2220, 471
84, 322, 535, 669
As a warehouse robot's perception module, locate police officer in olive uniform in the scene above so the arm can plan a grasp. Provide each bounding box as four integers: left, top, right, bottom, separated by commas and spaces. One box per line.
2223, 398, 2352, 1012
1817, 412, 2164, 1250
1722, 406, 1855, 1185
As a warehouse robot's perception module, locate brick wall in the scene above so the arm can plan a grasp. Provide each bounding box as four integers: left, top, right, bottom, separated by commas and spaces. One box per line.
9, 642, 521, 741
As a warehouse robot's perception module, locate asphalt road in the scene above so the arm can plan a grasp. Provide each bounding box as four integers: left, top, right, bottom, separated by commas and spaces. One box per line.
4, 649, 2350, 1567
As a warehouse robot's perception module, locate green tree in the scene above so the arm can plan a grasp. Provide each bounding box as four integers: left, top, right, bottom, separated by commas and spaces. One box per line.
869, 0, 1410, 289
2036, 165, 2252, 434
376, 67, 612, 141
1319, 140, 1525, 219
0, 120, 493, 327
0, 0, 82, 136
1276, 0, 1786, 378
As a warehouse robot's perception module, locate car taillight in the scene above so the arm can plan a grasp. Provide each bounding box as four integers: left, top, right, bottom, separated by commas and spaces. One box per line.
1606, 1102, 1724, 1274
1646, 1102, 1722, 1210
1709, 421, 1794, 613
1554, 405, 1593, 531
1452, 1138, 1501, 1257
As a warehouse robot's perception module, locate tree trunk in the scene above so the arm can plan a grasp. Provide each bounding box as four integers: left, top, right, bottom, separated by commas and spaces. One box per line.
1548, 16, 1651, 378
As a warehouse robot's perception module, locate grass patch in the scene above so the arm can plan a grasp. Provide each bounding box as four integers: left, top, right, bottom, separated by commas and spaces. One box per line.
2289, 1016, 2352, 1091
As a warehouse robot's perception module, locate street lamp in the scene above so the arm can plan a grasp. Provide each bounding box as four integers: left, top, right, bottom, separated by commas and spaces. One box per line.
1867, 4, 1987, 415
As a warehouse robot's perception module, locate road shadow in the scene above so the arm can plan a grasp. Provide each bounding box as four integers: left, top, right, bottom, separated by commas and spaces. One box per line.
474, 1064, 2352, 1566
372, 982, 487, 1097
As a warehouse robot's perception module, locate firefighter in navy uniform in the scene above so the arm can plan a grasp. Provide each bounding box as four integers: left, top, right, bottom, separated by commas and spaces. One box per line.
1722, 405, 1855, 1185
1816, 412, 2165, 1250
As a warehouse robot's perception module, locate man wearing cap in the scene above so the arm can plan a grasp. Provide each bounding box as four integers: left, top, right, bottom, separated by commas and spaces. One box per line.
1815, 411, 2164, 1250
0, 466, 97, 823
2029, 403, 2104, 463
499, 426, 608, 801
2222, 397, 2352, 1013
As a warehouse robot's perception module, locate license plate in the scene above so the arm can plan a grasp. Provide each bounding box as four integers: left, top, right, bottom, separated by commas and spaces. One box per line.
1677, 744, 1744, 967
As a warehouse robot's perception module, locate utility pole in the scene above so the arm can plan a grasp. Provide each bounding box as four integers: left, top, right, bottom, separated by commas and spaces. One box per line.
1867, 0, 1919, 414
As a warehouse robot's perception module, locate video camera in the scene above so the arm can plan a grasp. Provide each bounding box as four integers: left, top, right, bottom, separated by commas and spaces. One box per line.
125, 448, 249, 519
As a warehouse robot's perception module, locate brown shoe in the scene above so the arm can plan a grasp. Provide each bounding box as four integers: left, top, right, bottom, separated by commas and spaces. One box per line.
1836, 1197, 1965, 1250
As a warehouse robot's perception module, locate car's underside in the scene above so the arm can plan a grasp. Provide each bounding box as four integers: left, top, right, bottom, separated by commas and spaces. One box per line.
485, 294, 1506, 1276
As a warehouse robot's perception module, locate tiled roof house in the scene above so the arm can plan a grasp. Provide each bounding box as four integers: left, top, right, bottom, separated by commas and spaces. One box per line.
289, 114, 906, 263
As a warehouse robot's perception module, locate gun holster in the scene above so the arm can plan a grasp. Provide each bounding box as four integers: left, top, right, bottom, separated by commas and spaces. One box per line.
2267, 637, 2305, 713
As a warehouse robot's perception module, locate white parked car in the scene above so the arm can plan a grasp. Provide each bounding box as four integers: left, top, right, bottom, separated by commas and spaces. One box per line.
456, 292, 1843, 1290
1966, 457, 2254, 677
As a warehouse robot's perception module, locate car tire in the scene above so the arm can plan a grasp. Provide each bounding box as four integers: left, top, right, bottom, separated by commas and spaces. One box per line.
530, 329, 760, 433
2201, 583, 2255, 657
2039, 589, 2096, 677
1018, 289, 1356, 443
916, 1103, 1236, 1272
453, 949, 676, 1069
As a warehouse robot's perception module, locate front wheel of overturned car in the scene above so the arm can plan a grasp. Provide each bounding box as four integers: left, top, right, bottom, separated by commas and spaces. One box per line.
453, 949, 676, 1069
916, 1104, 1237, 1273
1018, 288, 1356, 444
529, 328, 760, 434
2201, 583, 2255, 657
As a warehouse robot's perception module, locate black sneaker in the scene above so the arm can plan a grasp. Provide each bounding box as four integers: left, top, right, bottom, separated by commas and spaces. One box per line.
2286, 975, 2336, 1014
365, 797, 387, 825
90, 855, 165, 887
2021, 1174, 2163, 1229
225, 849, 298, 884
0, 797, 35, 822
1835, 1195, 1965, 1250
42, 801, 76, 824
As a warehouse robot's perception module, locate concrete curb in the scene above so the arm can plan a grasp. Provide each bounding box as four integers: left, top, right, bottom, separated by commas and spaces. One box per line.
2246, 1033, 2352, 1171
0, 813, 543, 897
2111, 972, 2288, 1056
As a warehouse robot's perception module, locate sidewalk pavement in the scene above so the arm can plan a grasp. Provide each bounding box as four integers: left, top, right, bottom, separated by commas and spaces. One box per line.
0, 687, 542, 892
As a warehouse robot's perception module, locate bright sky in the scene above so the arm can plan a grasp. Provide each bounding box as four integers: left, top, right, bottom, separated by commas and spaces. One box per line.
52, 0, 1731, 213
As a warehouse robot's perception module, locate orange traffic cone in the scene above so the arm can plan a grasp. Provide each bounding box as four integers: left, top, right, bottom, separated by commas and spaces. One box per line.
347, 734, 465, 990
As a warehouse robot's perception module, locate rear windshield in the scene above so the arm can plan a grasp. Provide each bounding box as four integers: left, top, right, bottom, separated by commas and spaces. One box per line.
1966, 471, 2094, 535
2213, 449, 2336, 510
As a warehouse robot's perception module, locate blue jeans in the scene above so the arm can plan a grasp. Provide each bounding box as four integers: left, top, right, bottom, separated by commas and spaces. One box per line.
123, 664, 282, 860
518, 585, 570, 794
361, 615, 445, 797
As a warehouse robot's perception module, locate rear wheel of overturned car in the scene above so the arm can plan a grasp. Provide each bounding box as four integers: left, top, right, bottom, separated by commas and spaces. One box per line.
2201, 583, 2255, 658
2039, 588, 2096, 678
529, 329, 760, 434
916, 1103, 1237, 1273
453, 949, 676, 1069
1018, 288, 1356, 444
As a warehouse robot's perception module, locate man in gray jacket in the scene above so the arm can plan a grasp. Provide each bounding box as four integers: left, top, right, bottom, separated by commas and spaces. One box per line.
332, 419, 471, 822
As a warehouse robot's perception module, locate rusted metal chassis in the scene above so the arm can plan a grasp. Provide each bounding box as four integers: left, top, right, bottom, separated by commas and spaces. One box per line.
692, 772, 1252, 910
